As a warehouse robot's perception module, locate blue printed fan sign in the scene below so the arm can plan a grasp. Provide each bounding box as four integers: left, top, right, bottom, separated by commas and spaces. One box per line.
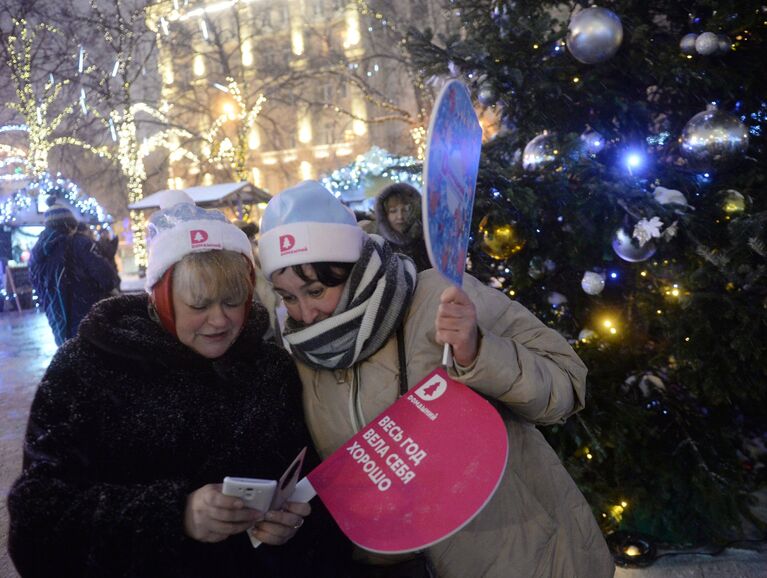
422, 80, 482, 286
422, 80, 483, 365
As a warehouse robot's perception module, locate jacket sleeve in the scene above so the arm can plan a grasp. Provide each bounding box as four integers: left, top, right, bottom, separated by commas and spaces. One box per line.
7, 344, 192, 577
447, 273, 587, 425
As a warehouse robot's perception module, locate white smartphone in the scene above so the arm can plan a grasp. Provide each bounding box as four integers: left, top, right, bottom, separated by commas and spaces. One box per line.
222, 477, 277, 512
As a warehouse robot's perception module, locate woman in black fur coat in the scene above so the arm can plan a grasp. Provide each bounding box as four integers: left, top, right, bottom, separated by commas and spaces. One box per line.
7, 195, 349, 578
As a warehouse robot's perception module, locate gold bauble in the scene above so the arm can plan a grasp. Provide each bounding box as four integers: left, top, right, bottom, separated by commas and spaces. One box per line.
479, 213, 526, 260
721, 189, 745, 214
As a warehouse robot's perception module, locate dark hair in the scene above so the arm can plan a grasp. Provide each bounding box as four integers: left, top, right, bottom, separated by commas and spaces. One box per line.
292, 262, 354, 287
234, 220, 259, 240
381, 183, 420, 207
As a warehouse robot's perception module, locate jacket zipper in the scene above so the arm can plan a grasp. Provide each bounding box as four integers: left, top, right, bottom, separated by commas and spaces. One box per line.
348, 364, 366, 433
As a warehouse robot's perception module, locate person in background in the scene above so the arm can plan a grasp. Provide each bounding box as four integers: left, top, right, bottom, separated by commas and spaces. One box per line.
8, 193, 349, 578
353, 209, 377, 235
96, 227, 120, 275
258, 181, 615, 578
29, 197, 119, 346
374, 182, 431, 272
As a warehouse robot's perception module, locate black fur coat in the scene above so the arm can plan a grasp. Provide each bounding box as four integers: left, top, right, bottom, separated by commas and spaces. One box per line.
8, 294, 349, 578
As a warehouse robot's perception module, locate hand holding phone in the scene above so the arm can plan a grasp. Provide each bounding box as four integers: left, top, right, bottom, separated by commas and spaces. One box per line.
222, 477, 277, 512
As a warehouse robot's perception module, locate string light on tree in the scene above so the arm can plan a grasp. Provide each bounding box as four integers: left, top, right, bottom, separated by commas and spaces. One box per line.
201, 77, 266, 184
3, 20, 107, 183
410, 126, 426, 160
598, 314, 620, 338
322, 146, 421, 198
91, 103, 195, 267
1, 172, 111, 225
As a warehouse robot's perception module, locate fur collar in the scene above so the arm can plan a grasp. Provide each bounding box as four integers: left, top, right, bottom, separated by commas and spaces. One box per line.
374, 184, 424, 246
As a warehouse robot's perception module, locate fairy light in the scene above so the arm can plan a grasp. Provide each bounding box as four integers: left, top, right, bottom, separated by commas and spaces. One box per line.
663, 283, 683, 299
602, 318, 617, 334
410, 126, 426, 160
3, 20, 105, 180
198, 78, 267, 183
99, 103, 196, 267
609, 500, 629, 523
321, 146, 421, 196
1, 172, 112, 225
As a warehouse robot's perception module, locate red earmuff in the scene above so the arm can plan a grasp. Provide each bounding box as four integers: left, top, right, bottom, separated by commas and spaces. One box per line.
151, 265, 177, 337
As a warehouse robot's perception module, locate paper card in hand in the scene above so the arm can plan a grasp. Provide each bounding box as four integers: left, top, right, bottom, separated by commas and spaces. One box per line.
305, 368, 508, 554
270, 446, 307, 511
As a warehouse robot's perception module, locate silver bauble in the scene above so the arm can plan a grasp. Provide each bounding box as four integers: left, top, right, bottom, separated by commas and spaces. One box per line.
680, 108, 749, 168
695, 31, 720, 55
679, 33, 698, 54
717, 34, 731, 54
523, 131, 558, 170
566, 6, 623, 64
528, 257, 556, 280
477, 82, 498, 107
528, 256, 545, 280
612, 225, 656, 262
581, 271, 606, 295
578, 328, 597, 343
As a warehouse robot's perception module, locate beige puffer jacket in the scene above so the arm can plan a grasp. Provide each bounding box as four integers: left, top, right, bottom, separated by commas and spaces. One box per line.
297, 269, 615, 578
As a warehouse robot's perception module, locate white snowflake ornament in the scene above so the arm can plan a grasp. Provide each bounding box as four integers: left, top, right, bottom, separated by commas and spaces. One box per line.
633, 217, 664, 247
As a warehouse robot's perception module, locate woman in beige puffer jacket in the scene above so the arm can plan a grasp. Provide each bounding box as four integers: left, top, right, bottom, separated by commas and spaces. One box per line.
259, 181, 615, 578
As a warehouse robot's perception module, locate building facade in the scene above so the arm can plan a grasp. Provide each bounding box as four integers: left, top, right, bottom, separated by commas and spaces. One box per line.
146, 0, 450, 196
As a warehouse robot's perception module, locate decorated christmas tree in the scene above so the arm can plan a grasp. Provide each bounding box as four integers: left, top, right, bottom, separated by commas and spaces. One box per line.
406, 0, 766, 548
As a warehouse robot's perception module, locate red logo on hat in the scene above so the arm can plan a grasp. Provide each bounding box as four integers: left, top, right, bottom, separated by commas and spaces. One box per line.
190, 229, 209, 246
280, 234, 296, 254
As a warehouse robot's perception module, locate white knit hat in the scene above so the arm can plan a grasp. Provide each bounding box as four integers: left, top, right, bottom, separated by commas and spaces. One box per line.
259, 180, 365, 280
144, 191, 255, 291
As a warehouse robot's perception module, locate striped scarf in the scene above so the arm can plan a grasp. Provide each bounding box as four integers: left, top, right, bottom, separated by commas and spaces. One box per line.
282, 235, 417, 369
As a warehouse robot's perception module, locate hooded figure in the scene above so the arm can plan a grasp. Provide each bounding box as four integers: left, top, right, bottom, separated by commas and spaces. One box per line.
374, 182, 431, 272
29, 198, 119, 345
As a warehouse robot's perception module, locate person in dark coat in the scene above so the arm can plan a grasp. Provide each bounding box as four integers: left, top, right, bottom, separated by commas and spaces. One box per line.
29, 199, 119, 346
96, 227, 120, 274
8, 193, 350, 578
374, 182, 431, 272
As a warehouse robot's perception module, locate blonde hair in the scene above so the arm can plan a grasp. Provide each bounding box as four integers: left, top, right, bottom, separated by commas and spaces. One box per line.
173, 250, 254, 306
